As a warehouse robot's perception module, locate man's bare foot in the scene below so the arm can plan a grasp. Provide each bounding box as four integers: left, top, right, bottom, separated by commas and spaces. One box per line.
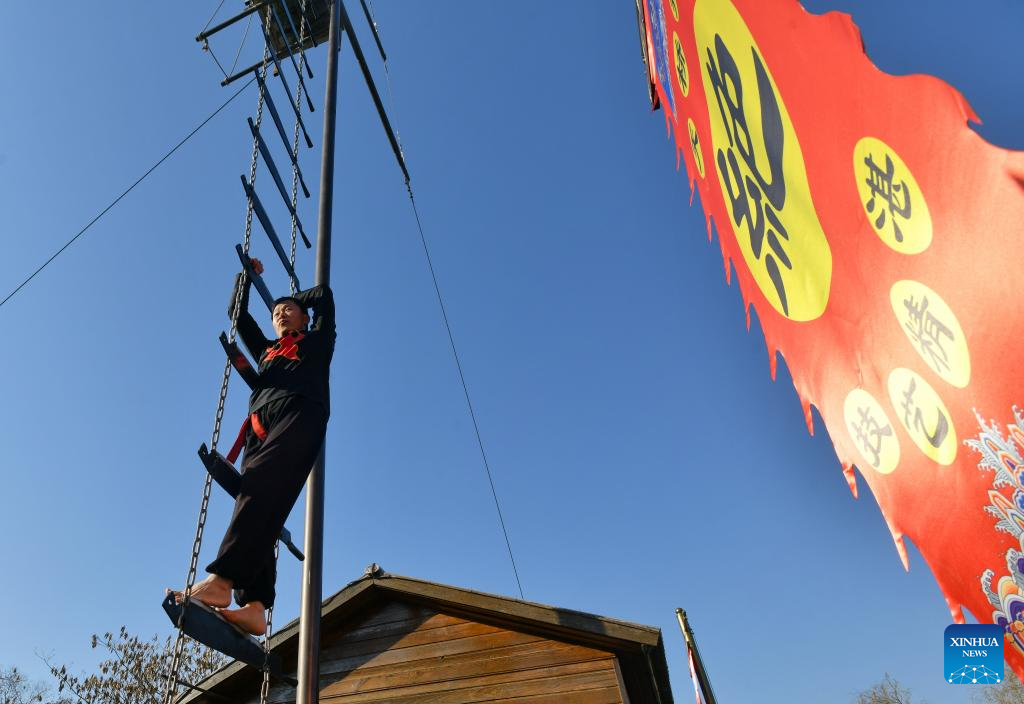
219, 602, 267, 636
168, 574, 233, 609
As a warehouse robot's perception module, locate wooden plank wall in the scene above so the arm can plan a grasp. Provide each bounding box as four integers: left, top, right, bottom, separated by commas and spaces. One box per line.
256, 601, 626, 704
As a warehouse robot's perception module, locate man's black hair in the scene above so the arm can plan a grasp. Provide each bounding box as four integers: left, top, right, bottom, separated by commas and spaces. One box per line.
273, 296, 308, 312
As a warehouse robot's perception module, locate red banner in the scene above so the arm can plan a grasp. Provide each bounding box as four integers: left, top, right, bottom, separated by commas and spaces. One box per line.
640, 0, 1024, 674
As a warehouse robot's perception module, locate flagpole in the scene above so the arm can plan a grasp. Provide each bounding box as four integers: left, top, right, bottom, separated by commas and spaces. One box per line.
676, 608, 719, 704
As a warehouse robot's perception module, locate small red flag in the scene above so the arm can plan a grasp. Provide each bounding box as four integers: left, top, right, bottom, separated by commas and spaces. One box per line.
640, 0, 1024, 675
688, 646, 707, 704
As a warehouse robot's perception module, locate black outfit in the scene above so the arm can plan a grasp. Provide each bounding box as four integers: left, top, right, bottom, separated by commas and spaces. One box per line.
206, 275, 335, 608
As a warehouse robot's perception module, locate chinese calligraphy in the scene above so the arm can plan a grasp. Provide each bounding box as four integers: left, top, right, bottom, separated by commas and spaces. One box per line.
863, 153, 911, 243
706, 35, 792, 314
888, 368, 957, 465
696, 0, 831, 321
903, 295, 952, 373
688, 118, 705, 178
890, 280, 971, 388
853, 407, 893, 469
854, 137, 932, 254
844, 388, 900, 474
674, 33, 690, 97
898, 376, 949, 449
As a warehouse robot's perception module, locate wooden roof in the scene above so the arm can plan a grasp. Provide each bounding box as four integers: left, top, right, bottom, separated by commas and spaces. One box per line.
180, 566, 674, 703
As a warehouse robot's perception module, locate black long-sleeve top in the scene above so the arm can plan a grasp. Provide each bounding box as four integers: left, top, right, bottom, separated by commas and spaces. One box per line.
229, 274, 336, 414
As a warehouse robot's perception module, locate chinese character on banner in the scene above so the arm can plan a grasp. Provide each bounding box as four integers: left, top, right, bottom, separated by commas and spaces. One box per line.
862, 153, 912, 242
639, 0, 1024, 679
852, 405, 893, 470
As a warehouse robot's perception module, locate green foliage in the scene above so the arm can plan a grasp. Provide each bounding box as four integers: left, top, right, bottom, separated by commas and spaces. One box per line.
43, 627, 226, 704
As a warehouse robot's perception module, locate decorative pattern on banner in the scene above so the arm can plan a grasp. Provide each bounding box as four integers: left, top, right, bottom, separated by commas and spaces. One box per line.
639, 0, 1024, 677
969, 409, 1024, 653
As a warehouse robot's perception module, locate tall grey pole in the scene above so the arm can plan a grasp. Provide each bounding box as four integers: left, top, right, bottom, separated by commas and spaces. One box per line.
297, 0, 341, 701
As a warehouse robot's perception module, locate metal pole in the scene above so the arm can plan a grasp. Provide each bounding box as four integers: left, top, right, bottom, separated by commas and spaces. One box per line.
296, 0, 341, 701
675, 608, 719, 704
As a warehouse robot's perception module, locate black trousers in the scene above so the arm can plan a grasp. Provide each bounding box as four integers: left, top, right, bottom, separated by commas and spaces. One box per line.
206, 395, 327, 608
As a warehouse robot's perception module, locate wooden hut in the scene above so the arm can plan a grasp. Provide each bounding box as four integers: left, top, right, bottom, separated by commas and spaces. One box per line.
180, 565, 675, 704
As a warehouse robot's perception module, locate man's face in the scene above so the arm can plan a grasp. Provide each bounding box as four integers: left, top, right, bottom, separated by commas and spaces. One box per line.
272, 300, 309, 337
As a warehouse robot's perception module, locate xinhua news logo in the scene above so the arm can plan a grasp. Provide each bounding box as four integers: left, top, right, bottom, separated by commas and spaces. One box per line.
944, 624, 1004, 684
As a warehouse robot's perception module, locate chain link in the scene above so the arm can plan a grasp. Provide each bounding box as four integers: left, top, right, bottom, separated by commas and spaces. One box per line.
162, 34, 274, 704
259, 542, 281, 704
261, 6, 313, 699
287, 0, 312, 295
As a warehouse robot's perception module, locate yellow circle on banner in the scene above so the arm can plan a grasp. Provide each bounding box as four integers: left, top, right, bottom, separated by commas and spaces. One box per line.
887, 368, 957, 465
673, 33, 689, 97
853, 137, 932, 254
669, 0, 680, 22
889, 280, 971, 388
843, 388, 900, 474
694, 0, 832, 321
688, 118, 706, 178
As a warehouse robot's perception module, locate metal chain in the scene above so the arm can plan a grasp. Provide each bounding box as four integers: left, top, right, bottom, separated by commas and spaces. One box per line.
162, 41, 273, 704
287, 0, 312, 295
259, 542, 280, 704
260, 6, 313, 699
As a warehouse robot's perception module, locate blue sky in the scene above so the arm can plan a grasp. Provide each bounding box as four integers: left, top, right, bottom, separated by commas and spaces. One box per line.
0, 2, 1021, 702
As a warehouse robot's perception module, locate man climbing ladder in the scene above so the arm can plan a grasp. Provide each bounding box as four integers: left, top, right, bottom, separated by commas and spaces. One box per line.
170, 258, 335, 636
